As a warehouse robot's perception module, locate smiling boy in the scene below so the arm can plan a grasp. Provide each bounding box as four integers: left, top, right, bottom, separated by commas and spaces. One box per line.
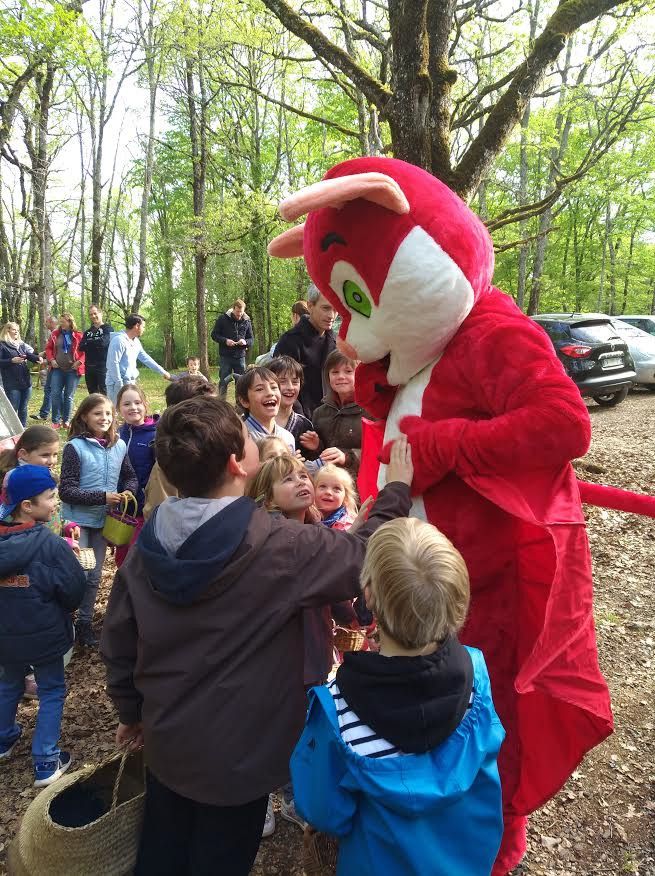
268, 356, 317, 449
236, 367, 295, 453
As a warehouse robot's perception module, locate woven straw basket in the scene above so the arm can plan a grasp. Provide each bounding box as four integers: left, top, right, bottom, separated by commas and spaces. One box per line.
302, 826, 338, 876
75, 547, 96, 571
7, 748, 145, 876
333, 626, 366, 653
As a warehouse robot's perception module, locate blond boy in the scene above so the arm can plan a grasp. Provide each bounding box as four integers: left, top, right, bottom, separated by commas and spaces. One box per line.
291, 518, 506, 876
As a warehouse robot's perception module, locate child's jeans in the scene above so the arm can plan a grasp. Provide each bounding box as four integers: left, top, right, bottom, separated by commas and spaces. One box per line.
135, 769, 268, 876
77, 526, 107, 624
0, 659, 66, 762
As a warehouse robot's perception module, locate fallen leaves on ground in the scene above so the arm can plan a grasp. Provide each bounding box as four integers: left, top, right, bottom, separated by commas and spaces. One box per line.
1, 392, 654, 875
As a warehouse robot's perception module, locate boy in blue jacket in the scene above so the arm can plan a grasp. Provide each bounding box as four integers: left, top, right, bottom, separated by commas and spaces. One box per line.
291, 517, 505, 876
0, 465, 86, 786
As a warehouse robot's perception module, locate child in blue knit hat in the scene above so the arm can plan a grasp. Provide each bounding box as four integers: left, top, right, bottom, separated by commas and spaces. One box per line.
0, 465, 86, 786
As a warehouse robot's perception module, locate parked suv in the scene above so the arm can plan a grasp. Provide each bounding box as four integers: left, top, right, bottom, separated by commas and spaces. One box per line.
532, 313, 635, 406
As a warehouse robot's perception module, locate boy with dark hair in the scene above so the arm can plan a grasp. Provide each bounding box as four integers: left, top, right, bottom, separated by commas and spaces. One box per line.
144, 376, 218, 519
164, 374, 216, 407
236, 366, 295, 452
101, 397, 413, 875
172, 355, 208, 382
268, 355, 316, 450
0, 465, 86, 786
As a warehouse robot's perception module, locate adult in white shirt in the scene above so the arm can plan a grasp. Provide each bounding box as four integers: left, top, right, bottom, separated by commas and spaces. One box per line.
105, 314, 170, 404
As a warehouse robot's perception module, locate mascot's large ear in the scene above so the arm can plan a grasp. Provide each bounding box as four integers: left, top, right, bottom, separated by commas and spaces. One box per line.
267, 223, 305, 258
279, 172, 410, 222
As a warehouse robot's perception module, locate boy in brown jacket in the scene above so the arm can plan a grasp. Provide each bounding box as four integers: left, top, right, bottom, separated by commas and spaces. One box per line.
100, 396, 412, 876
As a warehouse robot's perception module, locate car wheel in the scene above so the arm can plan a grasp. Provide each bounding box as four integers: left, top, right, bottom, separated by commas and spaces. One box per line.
592, 387, 630, 407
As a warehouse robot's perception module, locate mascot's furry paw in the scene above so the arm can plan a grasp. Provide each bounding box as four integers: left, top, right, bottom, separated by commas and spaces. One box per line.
354, 358, 395, 417
379, 415, 457, 495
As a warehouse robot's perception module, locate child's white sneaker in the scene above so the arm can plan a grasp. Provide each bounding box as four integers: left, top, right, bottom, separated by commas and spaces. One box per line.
280, 796, 307, 830
34, 751, 72, 787
262, 793, 276, 837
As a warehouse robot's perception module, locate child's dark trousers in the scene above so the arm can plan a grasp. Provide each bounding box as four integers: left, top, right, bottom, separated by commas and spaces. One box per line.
135, 769, 268, 876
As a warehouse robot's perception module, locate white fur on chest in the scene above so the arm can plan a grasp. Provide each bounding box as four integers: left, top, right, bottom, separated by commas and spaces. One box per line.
377, 360, 439, 520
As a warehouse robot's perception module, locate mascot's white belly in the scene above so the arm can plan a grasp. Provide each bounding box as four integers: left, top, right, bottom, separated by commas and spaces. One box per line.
377, 359, 439, 520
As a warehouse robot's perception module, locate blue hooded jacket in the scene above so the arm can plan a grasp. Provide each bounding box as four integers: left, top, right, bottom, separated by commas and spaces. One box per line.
119, 417, 159, 514
0, 522, 86, 666
290, 647, 504, 876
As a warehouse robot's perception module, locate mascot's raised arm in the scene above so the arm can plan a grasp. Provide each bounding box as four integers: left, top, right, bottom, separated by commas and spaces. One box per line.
268, 156, 615, 875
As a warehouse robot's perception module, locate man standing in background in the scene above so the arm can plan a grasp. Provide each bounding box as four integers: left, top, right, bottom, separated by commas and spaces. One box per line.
275, 285, 336, 417
30, 313, 59, 422
105, 314, 170, 405
79, 305, 113, 395
211, 298, 254, 397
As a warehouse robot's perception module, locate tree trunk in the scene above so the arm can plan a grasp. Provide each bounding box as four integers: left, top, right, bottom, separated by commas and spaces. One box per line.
597, 203, 610, 311
620, 220, 639, 314
32, 64, 55, 349
516, 103, 531, 311
186, 55, 209, 376
260, 0, 634, 203
607, 235, 618, 316
134, 0, 161, 311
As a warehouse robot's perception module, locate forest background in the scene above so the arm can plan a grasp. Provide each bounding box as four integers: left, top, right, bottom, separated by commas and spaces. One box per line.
1, 0, 655, 373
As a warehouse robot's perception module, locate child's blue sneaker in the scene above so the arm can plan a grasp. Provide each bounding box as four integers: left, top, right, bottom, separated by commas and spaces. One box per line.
34, 751, 72, 788
0, 733, 21, 761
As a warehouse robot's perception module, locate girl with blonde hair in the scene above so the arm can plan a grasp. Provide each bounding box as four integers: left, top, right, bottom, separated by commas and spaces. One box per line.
314, 463, 358, 530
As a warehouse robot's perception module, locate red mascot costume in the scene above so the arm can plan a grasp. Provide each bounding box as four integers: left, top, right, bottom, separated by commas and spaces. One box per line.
268, 157, 615, 874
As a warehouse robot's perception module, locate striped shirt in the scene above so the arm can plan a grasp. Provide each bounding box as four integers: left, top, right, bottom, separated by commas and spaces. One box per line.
245, 414, 295, 453
329, 678, 475, 759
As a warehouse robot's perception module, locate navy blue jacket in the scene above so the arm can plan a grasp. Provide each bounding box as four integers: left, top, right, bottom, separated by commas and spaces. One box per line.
79, 322, 113, 368
0, 522, 86, 666
210, 310, 254, 359
0, 341, 40, 392
119, 416, 158, 515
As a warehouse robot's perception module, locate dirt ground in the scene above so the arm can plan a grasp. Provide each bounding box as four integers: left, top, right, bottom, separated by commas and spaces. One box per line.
1, 392, 654, 875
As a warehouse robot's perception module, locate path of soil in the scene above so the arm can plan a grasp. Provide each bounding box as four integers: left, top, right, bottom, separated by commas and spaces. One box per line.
1, 393, 653, 875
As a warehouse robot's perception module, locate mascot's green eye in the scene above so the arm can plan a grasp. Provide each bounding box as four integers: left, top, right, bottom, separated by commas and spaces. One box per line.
343, 280, 371, 318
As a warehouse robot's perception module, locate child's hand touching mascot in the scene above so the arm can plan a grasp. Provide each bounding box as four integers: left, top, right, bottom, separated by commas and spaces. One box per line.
269, 157, 614, 875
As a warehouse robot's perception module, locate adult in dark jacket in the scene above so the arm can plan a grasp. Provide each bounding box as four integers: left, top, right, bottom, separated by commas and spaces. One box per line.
210, 298, 254, 397
79, 305, 113, 395
275, 285, 337, 417
100, 396, 413, 875
0, 322, 42, 426
0, 464, 86, 784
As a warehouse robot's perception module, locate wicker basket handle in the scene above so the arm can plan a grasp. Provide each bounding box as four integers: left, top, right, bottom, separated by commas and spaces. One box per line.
111, 748, 131, 812
80, 746, 136, 812
117, 492, 138, 520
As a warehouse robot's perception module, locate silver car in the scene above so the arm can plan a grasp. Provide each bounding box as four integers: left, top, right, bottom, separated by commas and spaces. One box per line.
615, 315, 655, 338
610, 320, 655, 387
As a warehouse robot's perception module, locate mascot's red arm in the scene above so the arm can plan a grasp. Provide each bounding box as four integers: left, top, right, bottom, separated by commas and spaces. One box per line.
378, 310, 591, 493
